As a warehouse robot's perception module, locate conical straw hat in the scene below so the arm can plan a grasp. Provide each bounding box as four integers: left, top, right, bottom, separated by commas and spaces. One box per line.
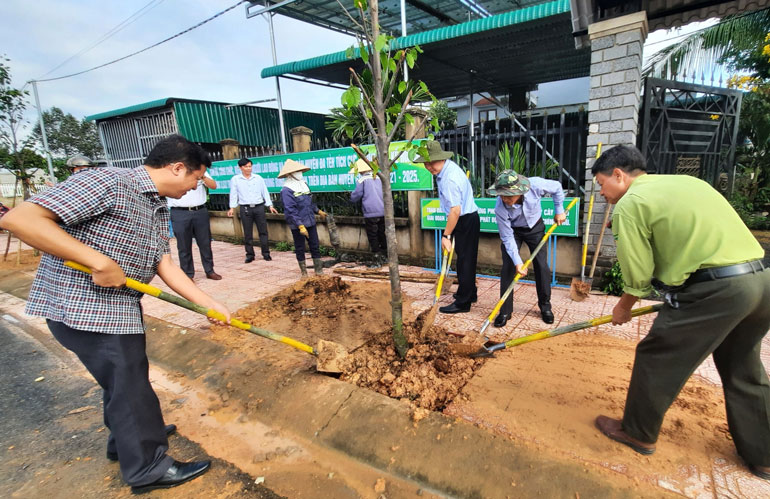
349, 158, 372, 173
278, 159, 310, 178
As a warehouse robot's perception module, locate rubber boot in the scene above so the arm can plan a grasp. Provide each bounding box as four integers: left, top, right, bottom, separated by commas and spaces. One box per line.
313, 258, 324, 275
298, 260, 308, 278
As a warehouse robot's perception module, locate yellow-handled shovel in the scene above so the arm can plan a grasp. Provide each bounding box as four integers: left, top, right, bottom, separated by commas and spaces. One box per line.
458, 303, 662, 358
420, 237, 454, 337
479, 197, 580, 336
64, 261, 348, 373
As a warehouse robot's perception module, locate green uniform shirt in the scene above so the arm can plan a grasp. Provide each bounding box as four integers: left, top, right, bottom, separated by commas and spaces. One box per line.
612, 174, 764, 297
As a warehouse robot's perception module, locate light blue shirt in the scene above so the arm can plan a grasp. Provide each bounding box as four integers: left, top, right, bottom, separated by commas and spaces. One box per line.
229, 173, 272, 208
495, 177, 565, 266
436, 159, 477, 216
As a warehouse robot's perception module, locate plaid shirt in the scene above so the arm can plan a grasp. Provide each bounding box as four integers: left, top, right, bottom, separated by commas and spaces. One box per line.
26, 166, 170, 334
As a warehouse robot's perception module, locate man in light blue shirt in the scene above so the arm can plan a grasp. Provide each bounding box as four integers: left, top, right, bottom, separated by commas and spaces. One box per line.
416, 141, 479, 314
489, 170, 566, 326
227, 158, 278, 263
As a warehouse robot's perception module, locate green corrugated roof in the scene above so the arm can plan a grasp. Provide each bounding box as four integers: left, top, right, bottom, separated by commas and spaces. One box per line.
85, 98, 172, 121
261, 0, 570, 79
86, 98, 331, 147
174, 101, 330, 147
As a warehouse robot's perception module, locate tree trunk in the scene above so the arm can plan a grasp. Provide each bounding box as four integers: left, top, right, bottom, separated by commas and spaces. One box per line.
370, 0, 407, 358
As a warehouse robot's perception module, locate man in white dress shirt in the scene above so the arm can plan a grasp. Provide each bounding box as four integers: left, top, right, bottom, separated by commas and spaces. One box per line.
227, 158, 278, 263
168, 165, 221, 280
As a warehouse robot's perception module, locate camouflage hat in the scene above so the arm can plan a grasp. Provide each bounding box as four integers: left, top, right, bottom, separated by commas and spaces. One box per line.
487, 169, 530, 197
66, 155, 94, 168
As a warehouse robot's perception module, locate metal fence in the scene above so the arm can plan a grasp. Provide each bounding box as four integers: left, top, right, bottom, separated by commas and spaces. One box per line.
435, 109, 587, 197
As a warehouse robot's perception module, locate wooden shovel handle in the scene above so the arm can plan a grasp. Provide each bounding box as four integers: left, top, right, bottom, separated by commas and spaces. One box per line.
588, 204, 612, 280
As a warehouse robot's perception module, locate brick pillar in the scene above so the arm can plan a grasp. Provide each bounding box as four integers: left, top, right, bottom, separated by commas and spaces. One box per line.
405, 107, 429, 258
219, 138, 240, 160
290, 126, 313, 152
585, 12, 648, 269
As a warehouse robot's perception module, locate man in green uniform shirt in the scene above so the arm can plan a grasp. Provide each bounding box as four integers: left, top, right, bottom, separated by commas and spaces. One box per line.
591, 145, 770, 480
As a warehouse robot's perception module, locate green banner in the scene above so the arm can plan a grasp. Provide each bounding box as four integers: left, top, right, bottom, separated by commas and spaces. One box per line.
420, 197, 580, 237
208, 140, 433, 194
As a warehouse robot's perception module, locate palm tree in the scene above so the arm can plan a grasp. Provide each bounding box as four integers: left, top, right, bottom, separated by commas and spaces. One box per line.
643, 8, 770, 82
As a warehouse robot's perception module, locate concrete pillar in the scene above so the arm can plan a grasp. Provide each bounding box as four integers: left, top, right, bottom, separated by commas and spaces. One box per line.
219, 138, 240, 160
405, 108, 429, 140
405, 107, 429, 259
290, 126, 313, 152
584, 12, 648, 267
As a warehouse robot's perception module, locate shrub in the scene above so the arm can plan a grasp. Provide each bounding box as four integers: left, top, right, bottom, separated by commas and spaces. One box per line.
602, 261, 625, 296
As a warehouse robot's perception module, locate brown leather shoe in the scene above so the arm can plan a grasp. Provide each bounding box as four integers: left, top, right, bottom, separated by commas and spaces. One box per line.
595, 415, 656, 455
206, 272, 222, 280
749, 464, 770, 480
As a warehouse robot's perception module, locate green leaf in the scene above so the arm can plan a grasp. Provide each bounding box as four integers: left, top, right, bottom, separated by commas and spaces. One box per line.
386, 121, 394, 135
359, 44, 369, 64
386, 103, 401, 115
345, 126, 354, 139
404, 113, 414, 125
345, 46, 355, 60
354, 0, 367, 10
405, 51, 415, 69
415, 44, 424, 54
388, 58, 397, 73
398, 81, 406, 94
374, 34, 388, 53
348, 86, 361, 107
365, 107, 372, 119
419, 81, 428, 94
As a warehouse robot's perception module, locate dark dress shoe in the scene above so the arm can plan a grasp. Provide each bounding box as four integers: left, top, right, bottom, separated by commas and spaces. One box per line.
131, 460, 211, 493
749, 464, 770, 480
493, 313, 509, 328
107, 424, 177, 461
244, 256, 255, 263
205, 272, 222, 280
595, 415, 655, 455
541, 309, 554, 324
453, 292, 478, 303
439, 302, 471, 314
263, 254, 272, 261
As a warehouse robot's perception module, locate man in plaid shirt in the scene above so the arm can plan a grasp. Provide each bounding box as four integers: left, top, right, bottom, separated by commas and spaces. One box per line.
0, 135, 229, 493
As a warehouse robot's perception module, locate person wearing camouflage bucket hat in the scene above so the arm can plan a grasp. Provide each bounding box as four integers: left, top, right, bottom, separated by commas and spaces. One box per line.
419, 140, 480, 314
66, 155, 95, 174
489, 168, 567, 327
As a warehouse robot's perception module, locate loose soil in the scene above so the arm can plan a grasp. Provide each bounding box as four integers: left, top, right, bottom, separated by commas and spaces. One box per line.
0, 249, 41, 270
210, 276, 486, 411
446, 329, 761, 496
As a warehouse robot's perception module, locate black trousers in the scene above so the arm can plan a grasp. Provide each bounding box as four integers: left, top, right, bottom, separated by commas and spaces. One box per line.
170, 207, 214, 278
499, 218, 552, 315
47, 321, 173, 486
453, 212, 480, 307
622, 269, 770, 466
239, 204, 270, 258
290, 224, 321, 261
364, 216, 386, 254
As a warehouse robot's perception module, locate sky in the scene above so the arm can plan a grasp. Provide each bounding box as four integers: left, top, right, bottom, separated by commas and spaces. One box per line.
0, 0, 717, 138
0, 0, 353, 123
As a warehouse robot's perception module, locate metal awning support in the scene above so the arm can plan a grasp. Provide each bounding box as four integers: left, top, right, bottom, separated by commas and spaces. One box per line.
266, 4, 287, 153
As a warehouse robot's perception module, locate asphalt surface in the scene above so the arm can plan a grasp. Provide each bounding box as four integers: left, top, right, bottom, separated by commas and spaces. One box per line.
0, 316, 283, 498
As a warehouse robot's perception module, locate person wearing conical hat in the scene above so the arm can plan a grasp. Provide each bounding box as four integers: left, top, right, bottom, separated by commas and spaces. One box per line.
349, 158, 386, 267
228, 158, 278, 263
415, 140, 479, 314
487, 169, 566, 328
279, 159, 327, 278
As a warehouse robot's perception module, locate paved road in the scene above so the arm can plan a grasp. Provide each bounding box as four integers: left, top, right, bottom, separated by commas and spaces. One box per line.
0, 316, 283, 498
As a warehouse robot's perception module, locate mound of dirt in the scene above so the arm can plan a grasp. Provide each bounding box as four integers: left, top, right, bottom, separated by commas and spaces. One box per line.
340, 310, 486, 411
0, 249, 41, 270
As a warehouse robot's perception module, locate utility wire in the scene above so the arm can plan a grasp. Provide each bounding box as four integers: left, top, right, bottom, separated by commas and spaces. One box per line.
39, 0, 168, 79
34, 0, 247, 83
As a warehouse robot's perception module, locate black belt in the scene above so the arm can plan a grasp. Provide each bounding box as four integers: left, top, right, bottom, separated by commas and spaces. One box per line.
685, 259, 766, 286
240, 203, 264, 208
171, 204, 205, 211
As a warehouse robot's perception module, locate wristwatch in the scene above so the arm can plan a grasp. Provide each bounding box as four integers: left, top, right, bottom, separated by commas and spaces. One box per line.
442, 234, 452, 239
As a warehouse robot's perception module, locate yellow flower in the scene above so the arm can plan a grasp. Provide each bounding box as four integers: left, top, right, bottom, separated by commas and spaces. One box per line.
710, 114, 720, 120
